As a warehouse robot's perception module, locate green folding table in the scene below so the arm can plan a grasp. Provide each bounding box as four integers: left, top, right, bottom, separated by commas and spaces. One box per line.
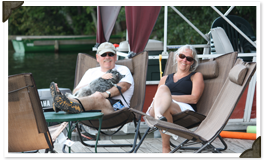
44, 111, 103, 153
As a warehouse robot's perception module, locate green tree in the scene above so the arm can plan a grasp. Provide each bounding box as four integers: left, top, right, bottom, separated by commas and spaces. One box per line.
8, 6, 97, 35
9, 6, 256, 49
9, 6, 71, 35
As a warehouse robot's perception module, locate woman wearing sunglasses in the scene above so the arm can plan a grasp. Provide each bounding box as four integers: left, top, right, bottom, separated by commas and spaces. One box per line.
146, 44, 204, 153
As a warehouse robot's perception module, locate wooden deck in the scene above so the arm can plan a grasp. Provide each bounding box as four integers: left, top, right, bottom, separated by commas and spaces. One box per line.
47, 136, 254, 154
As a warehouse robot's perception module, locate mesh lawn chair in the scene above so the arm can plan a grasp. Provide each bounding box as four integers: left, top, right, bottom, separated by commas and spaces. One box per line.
131, 51, 238, 152
144, 58, 256, 153
8, 73, 68, 153
164, 52, 238, 125
73, 51, 148, 153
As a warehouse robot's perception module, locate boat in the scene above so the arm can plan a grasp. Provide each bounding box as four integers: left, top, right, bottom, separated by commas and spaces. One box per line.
11, 35, 122, 53
37, 6, 257, 133
92, 6, 257, 132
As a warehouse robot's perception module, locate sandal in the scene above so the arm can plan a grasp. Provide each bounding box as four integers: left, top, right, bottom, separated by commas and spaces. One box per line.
158, 116, 167, 122
50, 82, 63, 112
148, 116, 167, 134
53, 94, 84, 114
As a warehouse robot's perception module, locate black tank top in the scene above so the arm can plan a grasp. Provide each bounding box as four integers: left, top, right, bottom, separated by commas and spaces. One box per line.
165, 72, 197, 111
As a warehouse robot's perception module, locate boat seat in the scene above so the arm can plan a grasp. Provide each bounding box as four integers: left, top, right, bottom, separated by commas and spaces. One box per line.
210, 27, 234, 54
211, 15, 256, 62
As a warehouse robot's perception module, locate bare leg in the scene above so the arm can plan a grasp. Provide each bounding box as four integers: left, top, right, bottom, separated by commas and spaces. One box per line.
68, 92, 114, 115
54, 83, 114, 115
159, 104, 179, 153
153, 85, 181, 118
149, 85, 182, 153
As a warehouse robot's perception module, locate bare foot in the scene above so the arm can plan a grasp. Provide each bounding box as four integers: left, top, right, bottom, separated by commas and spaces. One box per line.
162, 147, 171, 153
55, 83, 60, 92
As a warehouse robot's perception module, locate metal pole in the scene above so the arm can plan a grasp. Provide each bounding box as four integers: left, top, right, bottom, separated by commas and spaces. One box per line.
224, 6, 235, 16
126, 29, 131, 52
170, 6, 209, 42
243, 56, 256, 122
162, 6, 168, 55
211, 6, 256, 48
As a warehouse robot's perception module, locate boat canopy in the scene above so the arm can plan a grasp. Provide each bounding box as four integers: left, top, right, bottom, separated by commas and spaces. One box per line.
95, 6, 161, 58
96, 6, 121, 46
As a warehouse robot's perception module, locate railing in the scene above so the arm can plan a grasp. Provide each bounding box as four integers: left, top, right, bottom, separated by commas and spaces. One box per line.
147, 53, 256, 60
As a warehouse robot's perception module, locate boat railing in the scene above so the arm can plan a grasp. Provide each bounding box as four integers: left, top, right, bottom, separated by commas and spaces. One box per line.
117, 50, 256, 60
146, 52, 256, 60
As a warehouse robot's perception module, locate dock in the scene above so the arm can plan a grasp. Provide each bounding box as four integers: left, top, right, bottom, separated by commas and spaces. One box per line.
39, 135, 254, 154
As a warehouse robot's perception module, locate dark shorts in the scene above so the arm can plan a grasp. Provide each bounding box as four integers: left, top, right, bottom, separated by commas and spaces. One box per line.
107, 98, 125, 111
106, 98, 119, 106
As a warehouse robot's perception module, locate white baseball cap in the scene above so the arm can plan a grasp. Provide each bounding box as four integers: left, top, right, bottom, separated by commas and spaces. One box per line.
97, 42, 116, 55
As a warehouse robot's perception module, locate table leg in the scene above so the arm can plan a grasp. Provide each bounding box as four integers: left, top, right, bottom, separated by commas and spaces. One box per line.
94, 116, 103, 153
68, 122, 72, 153
62, 122, 74, 153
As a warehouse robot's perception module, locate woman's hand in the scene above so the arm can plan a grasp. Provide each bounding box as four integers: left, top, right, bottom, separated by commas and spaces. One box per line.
101, 73, 113, 79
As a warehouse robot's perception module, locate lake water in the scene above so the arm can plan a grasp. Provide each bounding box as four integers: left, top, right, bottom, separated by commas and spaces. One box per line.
8, 50, 95, 91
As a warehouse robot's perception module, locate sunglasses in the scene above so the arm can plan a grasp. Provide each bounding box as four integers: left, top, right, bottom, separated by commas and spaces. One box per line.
101, 52, 115, 57
178, 53, 194, 62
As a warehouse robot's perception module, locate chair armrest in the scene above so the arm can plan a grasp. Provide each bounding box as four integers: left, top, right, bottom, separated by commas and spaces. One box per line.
129, 108, 147, 116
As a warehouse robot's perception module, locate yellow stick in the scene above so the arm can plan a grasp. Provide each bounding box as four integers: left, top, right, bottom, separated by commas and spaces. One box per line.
159, 54, 163, 79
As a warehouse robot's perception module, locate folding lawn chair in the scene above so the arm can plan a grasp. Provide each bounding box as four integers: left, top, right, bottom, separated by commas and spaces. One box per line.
164, 52, 238, 124
144, 58, 256, 153
8, 73, 68, 153
130, 51, 238, 152
73, 51, 148, 153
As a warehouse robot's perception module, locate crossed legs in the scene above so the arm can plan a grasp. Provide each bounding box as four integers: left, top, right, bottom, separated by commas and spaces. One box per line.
149, 85, 181, 153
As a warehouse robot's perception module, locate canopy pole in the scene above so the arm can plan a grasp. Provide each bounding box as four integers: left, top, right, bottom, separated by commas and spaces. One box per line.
126, 29, 131, 52
224, 6, 235, 16
211, 6, 256, 48
162, 6, 168, 55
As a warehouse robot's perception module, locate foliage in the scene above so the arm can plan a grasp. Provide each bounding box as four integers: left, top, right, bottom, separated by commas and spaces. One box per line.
8, 6, 97, 35
9, 6, 256, 49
